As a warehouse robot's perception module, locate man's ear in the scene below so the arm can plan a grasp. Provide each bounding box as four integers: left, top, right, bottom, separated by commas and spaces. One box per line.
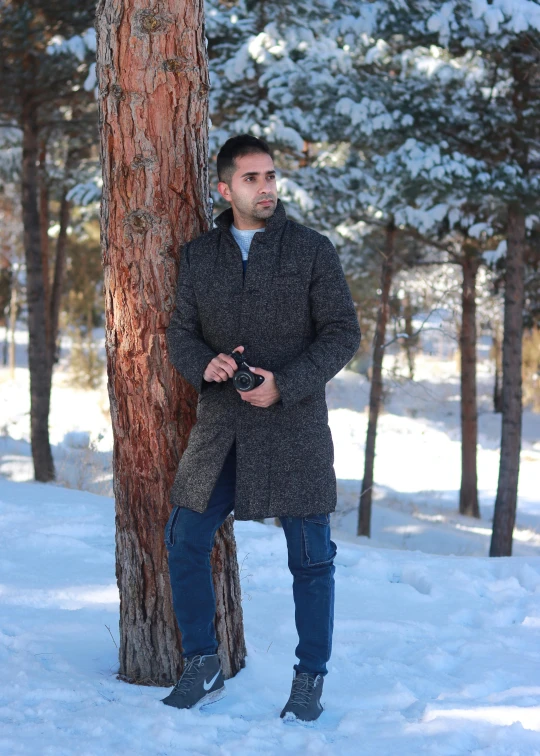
217, 181, 231, 202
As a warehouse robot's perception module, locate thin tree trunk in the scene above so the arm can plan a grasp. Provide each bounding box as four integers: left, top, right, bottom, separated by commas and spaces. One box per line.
8, 267, 18, 378
96, 0, 245, 685
358, 223, 395, 537
403, 293, 415, 379
49, 181, 71, 367
21, 98, 55, 481
38, 139, 52, 351
459, 253, 480, 518
490, 205, 525, 557
492, 326, 503, 413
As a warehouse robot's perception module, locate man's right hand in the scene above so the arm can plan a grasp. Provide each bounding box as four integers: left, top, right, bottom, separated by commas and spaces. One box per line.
203, 345, 244, 383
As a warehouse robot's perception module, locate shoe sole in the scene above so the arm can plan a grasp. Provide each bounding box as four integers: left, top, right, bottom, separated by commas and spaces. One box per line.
162, 686, 226, 711
281, 708, 322, 726
198, 686, 226, 710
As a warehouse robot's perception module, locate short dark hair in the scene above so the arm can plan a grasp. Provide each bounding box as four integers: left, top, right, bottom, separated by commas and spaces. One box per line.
216, 134, 273, 185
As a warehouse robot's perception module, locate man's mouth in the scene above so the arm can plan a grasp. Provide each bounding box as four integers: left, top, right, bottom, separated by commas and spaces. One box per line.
258, 199, 273, 205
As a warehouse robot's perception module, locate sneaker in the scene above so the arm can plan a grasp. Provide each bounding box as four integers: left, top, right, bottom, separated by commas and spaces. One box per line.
161, 654, 225, 710
280, 670, 324, 722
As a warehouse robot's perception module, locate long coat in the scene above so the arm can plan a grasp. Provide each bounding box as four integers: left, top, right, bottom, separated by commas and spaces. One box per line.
166, 198, 361, 520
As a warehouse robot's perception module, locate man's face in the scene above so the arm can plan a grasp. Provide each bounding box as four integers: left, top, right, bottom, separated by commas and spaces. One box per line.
217, 152, 278, 223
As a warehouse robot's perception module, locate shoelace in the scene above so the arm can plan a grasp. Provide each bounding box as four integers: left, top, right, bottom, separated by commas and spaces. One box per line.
288, 673, 319, 708
171, 655, 204, 696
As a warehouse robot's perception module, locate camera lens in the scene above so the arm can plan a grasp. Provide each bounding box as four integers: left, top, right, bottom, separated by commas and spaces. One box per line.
235, 372, 253, 391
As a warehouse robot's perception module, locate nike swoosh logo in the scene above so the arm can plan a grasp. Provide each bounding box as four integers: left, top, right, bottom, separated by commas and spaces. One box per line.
203, 669, 221, 691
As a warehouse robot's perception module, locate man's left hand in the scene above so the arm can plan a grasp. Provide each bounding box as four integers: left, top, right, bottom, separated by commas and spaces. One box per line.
237, 366, 281, 407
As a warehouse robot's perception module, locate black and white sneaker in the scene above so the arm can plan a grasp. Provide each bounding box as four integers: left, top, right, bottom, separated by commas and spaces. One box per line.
280, 670, 324, 722
161, 654, 225, 710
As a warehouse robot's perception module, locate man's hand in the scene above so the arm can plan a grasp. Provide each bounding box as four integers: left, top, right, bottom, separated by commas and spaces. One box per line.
203, 345, 244, 383
237, 365, 281, 408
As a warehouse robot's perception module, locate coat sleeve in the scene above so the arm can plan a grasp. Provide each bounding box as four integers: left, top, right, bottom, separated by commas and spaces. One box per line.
166, 242, 218, 394
272, 237, 361, 408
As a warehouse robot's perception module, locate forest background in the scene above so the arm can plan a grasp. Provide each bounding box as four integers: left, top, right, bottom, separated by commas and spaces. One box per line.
1, 1, 539, 561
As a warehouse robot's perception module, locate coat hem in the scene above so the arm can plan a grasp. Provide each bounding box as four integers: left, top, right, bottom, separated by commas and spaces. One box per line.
232, 506, 336, 521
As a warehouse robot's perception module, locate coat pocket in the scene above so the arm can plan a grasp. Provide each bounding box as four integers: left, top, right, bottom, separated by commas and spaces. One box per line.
302, 513, 336, 567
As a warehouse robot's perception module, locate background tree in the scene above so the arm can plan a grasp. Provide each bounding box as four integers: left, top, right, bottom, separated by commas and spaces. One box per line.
384, 0, 539, 555
62, 223, 105, 389
330, 1, 540, 548
0, 0, 96, 480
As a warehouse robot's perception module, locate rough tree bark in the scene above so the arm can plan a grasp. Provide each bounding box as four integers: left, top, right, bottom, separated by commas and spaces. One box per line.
21, 96, 55, 482
459, 250, 480, 518
38, 139, 52, 352
403, 293, 415, 380
48, 148, 75, 368
357, 223, 395, 538
490, 205, 525, 557
492, 327, 503, 413
96, 0, 246, 685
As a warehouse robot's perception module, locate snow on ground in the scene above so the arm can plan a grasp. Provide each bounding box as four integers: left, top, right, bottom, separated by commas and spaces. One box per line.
1, 325, 540, 752
1, 479, 540, 755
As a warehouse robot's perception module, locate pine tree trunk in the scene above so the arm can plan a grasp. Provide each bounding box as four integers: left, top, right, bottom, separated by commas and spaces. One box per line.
21, 98, 55, 482
492, 327, 503, 413
490, 205, 525, 557
357, 223, 395, 537
8, 270, 18, 379
49, 185, 71, 367
403, 293, 415, 379
96, 0, 246, 685
459, 252, 480, 518
38, 139, 51, 351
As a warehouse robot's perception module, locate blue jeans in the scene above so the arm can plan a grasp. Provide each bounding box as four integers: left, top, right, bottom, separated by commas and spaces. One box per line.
165, 440, 337, 676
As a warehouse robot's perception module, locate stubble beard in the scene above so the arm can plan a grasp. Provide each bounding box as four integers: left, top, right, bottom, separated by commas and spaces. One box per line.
234, 194, 277, 223
252, 199, 276, 220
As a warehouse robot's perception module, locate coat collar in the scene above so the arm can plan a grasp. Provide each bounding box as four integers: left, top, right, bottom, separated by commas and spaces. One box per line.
213, 198, 288, 242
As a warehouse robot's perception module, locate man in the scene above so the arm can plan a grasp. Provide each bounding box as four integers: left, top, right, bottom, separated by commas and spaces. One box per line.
163, 134, 361, 722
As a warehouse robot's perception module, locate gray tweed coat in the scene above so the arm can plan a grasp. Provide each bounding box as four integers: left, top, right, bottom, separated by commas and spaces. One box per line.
166, 198, 361, 520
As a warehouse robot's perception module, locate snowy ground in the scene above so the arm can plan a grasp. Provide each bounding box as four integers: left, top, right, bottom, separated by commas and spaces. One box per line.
1, 325, 540, 753
1, 480, 540, 754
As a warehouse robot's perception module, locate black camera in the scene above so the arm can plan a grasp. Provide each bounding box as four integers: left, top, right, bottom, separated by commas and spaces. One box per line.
229, 350, 265, 392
